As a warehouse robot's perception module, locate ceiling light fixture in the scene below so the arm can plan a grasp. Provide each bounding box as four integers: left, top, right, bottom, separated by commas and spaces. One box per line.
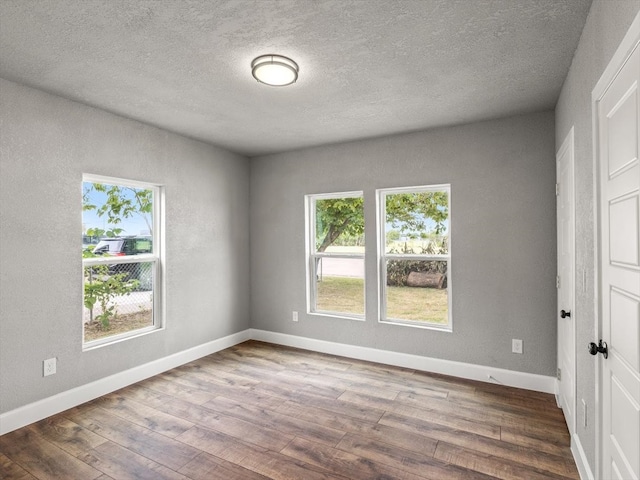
251, 54, 299, 87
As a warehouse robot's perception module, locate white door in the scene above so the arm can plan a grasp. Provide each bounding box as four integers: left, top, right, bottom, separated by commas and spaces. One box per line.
557, 128, 576, 436
596, 36, 639, 480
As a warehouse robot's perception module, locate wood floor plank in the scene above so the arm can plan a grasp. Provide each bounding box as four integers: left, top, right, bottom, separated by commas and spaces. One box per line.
201, 394, 346, 446
0, 341, 579, 479
321, 367, 446, 395
132, 375, 219, 405
80, 441, 188, 480
500, 425, 574, 458
63, 406, 200, 471
385, 401, 502, 439
288, 390, 387, 423
179, 452, 271, 480
0, 428, 102, 480
395, 389, 567, 435
448, 385, 563, 415
338, 389, 401, 410
434, 442, 579, 480
95, 392, 195, 438
248, 372, 341, 400
343, 379, 403, 400
274, 399, 379, 433
380, 411, 576, 477
281, 436, 433, 480
445, 388, 566, 424
178, 425, 349, 479
237, 448, 350, 480
270, 366, 354, 391
129, 389, 294, 452
336, 432, 496, 480
175, 425, 268, 464
181, 361, 262, 388
166, 369, 254, 399
27, 415, 108, 458
0, 452, 38, 480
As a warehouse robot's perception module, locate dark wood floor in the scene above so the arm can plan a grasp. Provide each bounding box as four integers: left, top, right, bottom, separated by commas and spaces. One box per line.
0, 340, 579, 480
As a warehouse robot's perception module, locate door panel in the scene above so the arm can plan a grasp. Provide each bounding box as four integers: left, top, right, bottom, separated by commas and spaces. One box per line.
557, 128, 576, 435
608, 87, 638, 175
610, 290, 639, 371
599, 42, 640, 480
611, 376, 639, 477
609, 194, 639, 265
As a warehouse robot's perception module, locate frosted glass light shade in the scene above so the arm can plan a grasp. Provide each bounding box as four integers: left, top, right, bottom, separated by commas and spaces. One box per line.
251, 54, 299, 86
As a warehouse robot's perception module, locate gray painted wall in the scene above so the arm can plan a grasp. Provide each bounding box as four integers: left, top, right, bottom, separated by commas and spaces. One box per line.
555, 0, 640, 470
0, 79, 250, 413
251, 111, 557, 376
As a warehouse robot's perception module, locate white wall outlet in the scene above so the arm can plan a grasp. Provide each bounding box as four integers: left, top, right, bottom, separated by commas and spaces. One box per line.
582, 399, 587, 427
512, 339, 523, 354
292, 311, 298, 322
43, 357, 57, 376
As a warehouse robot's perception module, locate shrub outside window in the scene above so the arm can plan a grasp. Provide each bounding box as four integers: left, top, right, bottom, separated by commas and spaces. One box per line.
82, 174, 162, 347
306, 192, 365, 319
378, 185, 451, 330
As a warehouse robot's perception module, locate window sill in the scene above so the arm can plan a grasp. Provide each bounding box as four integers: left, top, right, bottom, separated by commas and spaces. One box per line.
379, 319, 452, 332
308, 311, 366, 322
83, 324, 164, 351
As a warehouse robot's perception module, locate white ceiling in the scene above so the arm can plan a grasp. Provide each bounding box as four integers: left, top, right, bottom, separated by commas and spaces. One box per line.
0, 0, 592, 157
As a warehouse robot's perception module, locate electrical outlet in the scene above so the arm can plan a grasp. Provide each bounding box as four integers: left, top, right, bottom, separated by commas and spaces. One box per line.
512, 339, 523, 354
43, 357, 57, 377
292, 311, 298, 322
582, 399, 587, 427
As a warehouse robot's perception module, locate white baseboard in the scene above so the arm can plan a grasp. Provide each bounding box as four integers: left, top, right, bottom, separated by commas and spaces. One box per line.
572, 434, 595, 480
0, 329, 251, 435
1, 328, 558, 436
250, 329, 557, 394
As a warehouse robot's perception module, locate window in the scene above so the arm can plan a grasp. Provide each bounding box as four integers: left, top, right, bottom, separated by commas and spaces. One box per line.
306, 192, 365, 319
378, 185, 451, 329
82, 174, 162, 347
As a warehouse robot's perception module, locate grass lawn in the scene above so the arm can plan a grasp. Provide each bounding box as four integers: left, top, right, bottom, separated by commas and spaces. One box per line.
317, 276, 365, 315
316, 276, 448, 323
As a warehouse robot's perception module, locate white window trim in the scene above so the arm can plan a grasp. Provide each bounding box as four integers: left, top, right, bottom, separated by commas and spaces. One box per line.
305, 191, 365, 321
377, 184, 452, 331
82, 174, 164, 349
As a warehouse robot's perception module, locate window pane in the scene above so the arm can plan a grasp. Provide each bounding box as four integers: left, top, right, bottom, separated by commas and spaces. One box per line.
82, 177, 158, 345
385, 259, 448, 324
314, 257, 364, 315
315, 197, 365, 254
83, 261, 154, 342
385, 191, 449, 254
82, 181, 153, 240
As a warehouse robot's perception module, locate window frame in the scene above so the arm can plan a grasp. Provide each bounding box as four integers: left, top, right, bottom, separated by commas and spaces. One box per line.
82, 174, 164, 349
305, 191, 366, 321
377, 184, 452, 331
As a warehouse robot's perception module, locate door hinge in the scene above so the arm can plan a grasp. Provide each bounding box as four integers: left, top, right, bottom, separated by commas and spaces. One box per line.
557, 368, 561, 380
555, 183, 560, 196
556, 275, 560, 289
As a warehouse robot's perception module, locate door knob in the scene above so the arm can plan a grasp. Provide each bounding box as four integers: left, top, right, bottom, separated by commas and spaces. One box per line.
588, 340, 608, 359
560, 310, 571, 318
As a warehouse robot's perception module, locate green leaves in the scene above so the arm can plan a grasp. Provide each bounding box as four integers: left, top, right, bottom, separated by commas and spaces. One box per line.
83, 266, 138, 329
315, 197, 365, 252
83, 182, 153, 237
313, 190, 448, 253
386, 191, 448, 236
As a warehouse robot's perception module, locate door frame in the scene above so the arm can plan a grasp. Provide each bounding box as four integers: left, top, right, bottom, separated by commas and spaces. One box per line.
556, 127, 576, 436
591, 11, 640, 479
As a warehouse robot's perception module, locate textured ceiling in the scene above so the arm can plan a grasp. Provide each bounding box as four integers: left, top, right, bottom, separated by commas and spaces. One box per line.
0, 0, 592, 157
